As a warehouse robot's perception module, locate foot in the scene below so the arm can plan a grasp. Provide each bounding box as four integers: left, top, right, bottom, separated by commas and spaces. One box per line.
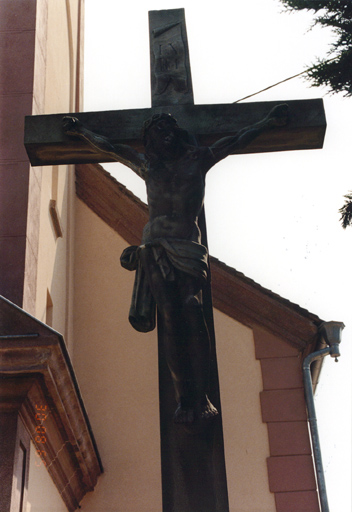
200, 396, 219, 421
173, 396, 219, 425
173, 402, 195, 425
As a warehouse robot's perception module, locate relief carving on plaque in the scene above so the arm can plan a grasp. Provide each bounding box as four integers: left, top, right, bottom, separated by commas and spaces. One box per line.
152, 22, 189, 96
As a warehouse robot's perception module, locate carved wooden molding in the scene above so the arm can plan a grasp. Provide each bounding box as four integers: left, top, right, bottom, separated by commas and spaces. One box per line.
0, 296, 103, 511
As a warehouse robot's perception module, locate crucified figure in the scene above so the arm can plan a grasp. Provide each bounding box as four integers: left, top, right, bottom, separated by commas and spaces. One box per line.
63, 104, 288, 425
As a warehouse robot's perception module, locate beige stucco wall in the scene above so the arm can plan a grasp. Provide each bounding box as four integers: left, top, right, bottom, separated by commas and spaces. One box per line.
34, 163, 75, 345
73, 199, 162, 512
31, 0, 81, 354
24, 1, 82, 509
215, 310, 276, 512
44, 0, 81, 115
25, 442, 66, 512
72, 199, 275, 511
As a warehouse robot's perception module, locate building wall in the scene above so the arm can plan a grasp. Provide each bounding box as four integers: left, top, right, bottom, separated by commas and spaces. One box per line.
73, 199, 276, 511
215, 310, 276, 512
0, 0, 37, 306
31, 0, 82, 353
254, 328, 320, 512
73, 198, 162, 512
0, 0, 81, 335
0, 1, 84, 510
25, 442, 67, 512
0, 0, 81, 329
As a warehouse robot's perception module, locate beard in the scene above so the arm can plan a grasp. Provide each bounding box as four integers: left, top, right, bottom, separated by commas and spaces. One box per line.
145, 126, 191, 163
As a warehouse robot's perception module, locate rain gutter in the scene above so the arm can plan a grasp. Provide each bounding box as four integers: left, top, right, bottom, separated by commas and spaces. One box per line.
303, 321, 345, 512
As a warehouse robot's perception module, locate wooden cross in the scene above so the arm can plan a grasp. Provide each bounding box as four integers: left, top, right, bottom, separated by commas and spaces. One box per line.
24, 9, 326, 512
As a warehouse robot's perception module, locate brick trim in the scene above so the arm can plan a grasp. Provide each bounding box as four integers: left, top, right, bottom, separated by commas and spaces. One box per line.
254, 327, 320, 512
275, 491, 321, 512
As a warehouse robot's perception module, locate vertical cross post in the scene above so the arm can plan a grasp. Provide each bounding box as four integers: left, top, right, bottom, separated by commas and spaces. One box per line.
149, 10, 229, 512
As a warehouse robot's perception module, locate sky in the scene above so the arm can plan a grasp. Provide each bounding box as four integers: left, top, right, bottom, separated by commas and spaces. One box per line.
84, 1, 351, 509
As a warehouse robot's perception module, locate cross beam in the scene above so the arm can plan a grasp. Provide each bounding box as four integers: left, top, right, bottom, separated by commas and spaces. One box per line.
25, 99, 325, 166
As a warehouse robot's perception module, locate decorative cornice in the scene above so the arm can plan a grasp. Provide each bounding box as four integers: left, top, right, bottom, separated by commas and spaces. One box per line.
0, 296, 103, 511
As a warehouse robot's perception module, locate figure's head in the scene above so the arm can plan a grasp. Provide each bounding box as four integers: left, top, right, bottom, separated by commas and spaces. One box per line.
142, 113, 189, 160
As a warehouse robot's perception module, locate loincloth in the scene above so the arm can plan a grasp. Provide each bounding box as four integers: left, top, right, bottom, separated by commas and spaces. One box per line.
120, 238, 208, 332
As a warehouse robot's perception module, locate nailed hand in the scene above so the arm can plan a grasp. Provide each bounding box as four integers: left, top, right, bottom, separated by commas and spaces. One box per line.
267, 104, 289, 127
62, 116, 82, 136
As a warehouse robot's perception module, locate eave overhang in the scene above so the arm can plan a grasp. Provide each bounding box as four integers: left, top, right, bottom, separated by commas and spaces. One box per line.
0, 296, 103, 512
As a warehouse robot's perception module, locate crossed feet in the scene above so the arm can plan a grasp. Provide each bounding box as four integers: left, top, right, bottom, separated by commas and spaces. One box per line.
173, 395, 219, 425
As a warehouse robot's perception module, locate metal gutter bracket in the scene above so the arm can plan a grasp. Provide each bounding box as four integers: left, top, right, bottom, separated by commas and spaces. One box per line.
319, 321, 345, 360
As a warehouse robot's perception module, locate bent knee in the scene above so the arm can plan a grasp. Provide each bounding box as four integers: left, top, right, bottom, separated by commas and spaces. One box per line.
159, 302, 178, 323
182, 295, 202, 313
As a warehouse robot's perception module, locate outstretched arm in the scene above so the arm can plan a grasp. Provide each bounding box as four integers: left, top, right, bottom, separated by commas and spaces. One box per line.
209, 104, 288, 164
62, 116, 146, 178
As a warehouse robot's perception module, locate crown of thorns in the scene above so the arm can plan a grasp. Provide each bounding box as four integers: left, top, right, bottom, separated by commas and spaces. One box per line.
142, 113, 178, 142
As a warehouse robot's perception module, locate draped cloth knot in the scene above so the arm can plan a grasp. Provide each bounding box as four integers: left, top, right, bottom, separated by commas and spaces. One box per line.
120, 239, 208, 332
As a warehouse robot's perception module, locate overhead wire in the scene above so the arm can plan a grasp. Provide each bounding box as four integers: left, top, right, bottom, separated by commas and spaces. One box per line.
234, 56, 339, 103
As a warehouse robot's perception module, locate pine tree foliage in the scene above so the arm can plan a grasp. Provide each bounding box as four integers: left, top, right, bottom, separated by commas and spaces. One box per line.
280, 1, 352, 96
281, 2, 352, 227
339, 192, 352, 229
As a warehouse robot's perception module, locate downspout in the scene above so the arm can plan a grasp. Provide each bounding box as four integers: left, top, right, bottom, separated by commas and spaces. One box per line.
303, 321, 345, 512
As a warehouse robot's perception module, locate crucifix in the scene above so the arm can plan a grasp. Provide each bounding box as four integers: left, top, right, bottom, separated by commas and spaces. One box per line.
24, 8, 326, 512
